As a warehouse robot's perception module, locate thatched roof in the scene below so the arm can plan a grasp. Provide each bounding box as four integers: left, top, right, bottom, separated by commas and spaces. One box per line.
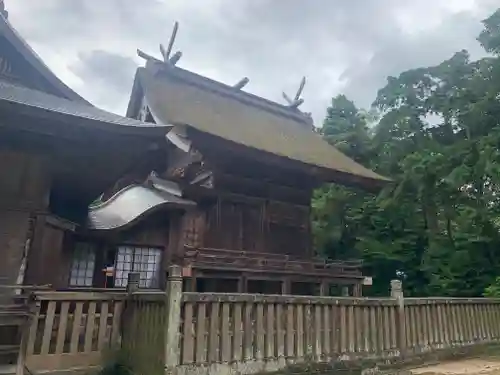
131, 63, 389, 186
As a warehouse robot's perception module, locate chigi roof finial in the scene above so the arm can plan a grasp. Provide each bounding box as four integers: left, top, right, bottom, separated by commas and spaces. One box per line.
0, 0, 8, 19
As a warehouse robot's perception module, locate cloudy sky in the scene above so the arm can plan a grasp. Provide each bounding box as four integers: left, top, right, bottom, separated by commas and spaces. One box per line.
6, 0, 499, 124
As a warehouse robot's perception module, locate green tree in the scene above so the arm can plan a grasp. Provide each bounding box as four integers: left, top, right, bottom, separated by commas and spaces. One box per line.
312, 7, 500, 297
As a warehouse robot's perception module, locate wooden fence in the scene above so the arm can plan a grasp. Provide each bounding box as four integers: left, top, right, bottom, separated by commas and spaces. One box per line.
24, 292, 125, 372
176, 295, 500, 369
17, 274, 500, 375
120, 269, 500, 375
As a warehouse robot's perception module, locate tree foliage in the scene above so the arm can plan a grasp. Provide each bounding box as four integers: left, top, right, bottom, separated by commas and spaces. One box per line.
312, 8, 500, 297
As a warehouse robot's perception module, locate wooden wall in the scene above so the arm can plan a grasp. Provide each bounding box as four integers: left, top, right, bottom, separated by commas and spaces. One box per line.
0, 150, 51, 288
200, 196, 311, 257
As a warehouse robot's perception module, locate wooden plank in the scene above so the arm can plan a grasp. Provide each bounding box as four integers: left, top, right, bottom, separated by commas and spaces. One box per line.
41, 301, 56, 355
243, 303, 253, 361
347, 305, 355, 353
55, 302, 70, 354
195, 303, 207, 364
276, 303, 284, 359
232, 303, 243, 362
355, 306, 363, 352
296, 304, 304, 359
84, 302, 96, 353
313, 304, 321, 358
110, 301, 122, 345
27, 303, 41, 355
370, 306, 377, 353
266, 303, 275, 360
390, 306, 398, 349
331, 305, 339, 355
208, 302, 220, 362
363, 307, 370, 352
256, 303, 265, 361
70, 302, 83, 353
323, 305, 330, 357
383, 306, 391, 350
221, 303, 231, 362
286, 304, 295, 358
97, 302, 109, 350
340, 305, 347, 353
182, 302, 194, 364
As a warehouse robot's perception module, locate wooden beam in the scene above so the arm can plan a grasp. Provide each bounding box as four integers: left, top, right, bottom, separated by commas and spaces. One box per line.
214, 170, 312, 204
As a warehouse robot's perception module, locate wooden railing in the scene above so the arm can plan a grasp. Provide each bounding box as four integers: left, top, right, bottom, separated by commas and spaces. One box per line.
179, 294, 398, 365
183, 246, 363, 277
404, 298, 500, 350
12, 273, 500, 375
24, 292, 126, 372
173, 294, 500, 374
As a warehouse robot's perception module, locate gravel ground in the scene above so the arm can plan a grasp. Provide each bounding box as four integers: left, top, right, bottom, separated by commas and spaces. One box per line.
410, 359, 500, 375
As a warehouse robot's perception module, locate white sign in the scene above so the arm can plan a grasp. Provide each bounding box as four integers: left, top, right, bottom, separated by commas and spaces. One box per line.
363, 276, 373, 286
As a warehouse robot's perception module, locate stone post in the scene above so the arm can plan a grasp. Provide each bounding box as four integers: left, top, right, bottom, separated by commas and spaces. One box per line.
165, 265, 183, 374
391, 279, 406, 354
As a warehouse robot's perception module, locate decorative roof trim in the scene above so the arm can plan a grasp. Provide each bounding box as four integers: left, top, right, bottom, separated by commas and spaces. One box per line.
88, 183, 195, 231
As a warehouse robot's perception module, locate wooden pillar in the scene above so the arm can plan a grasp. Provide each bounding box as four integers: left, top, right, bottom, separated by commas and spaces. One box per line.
353, 283, 362, 297
189, 271, 197, 292
319, 281, 329, 296
165, 265, 183, 372
163, 213, 184, 289
281, 278, 291, 295
238, 275, 248, 293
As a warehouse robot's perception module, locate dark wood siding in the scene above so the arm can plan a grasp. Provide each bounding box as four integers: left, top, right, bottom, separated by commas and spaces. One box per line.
201, 196, 309, 257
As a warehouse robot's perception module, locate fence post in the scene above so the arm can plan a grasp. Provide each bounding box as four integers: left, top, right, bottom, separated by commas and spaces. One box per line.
165, 265, 183, 374
391, 279, 406, 355
127, 272, 140, 294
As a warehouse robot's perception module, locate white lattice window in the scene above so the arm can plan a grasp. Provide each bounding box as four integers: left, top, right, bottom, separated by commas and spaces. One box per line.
114, 246, 162, 288
69, 243, 96, 287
